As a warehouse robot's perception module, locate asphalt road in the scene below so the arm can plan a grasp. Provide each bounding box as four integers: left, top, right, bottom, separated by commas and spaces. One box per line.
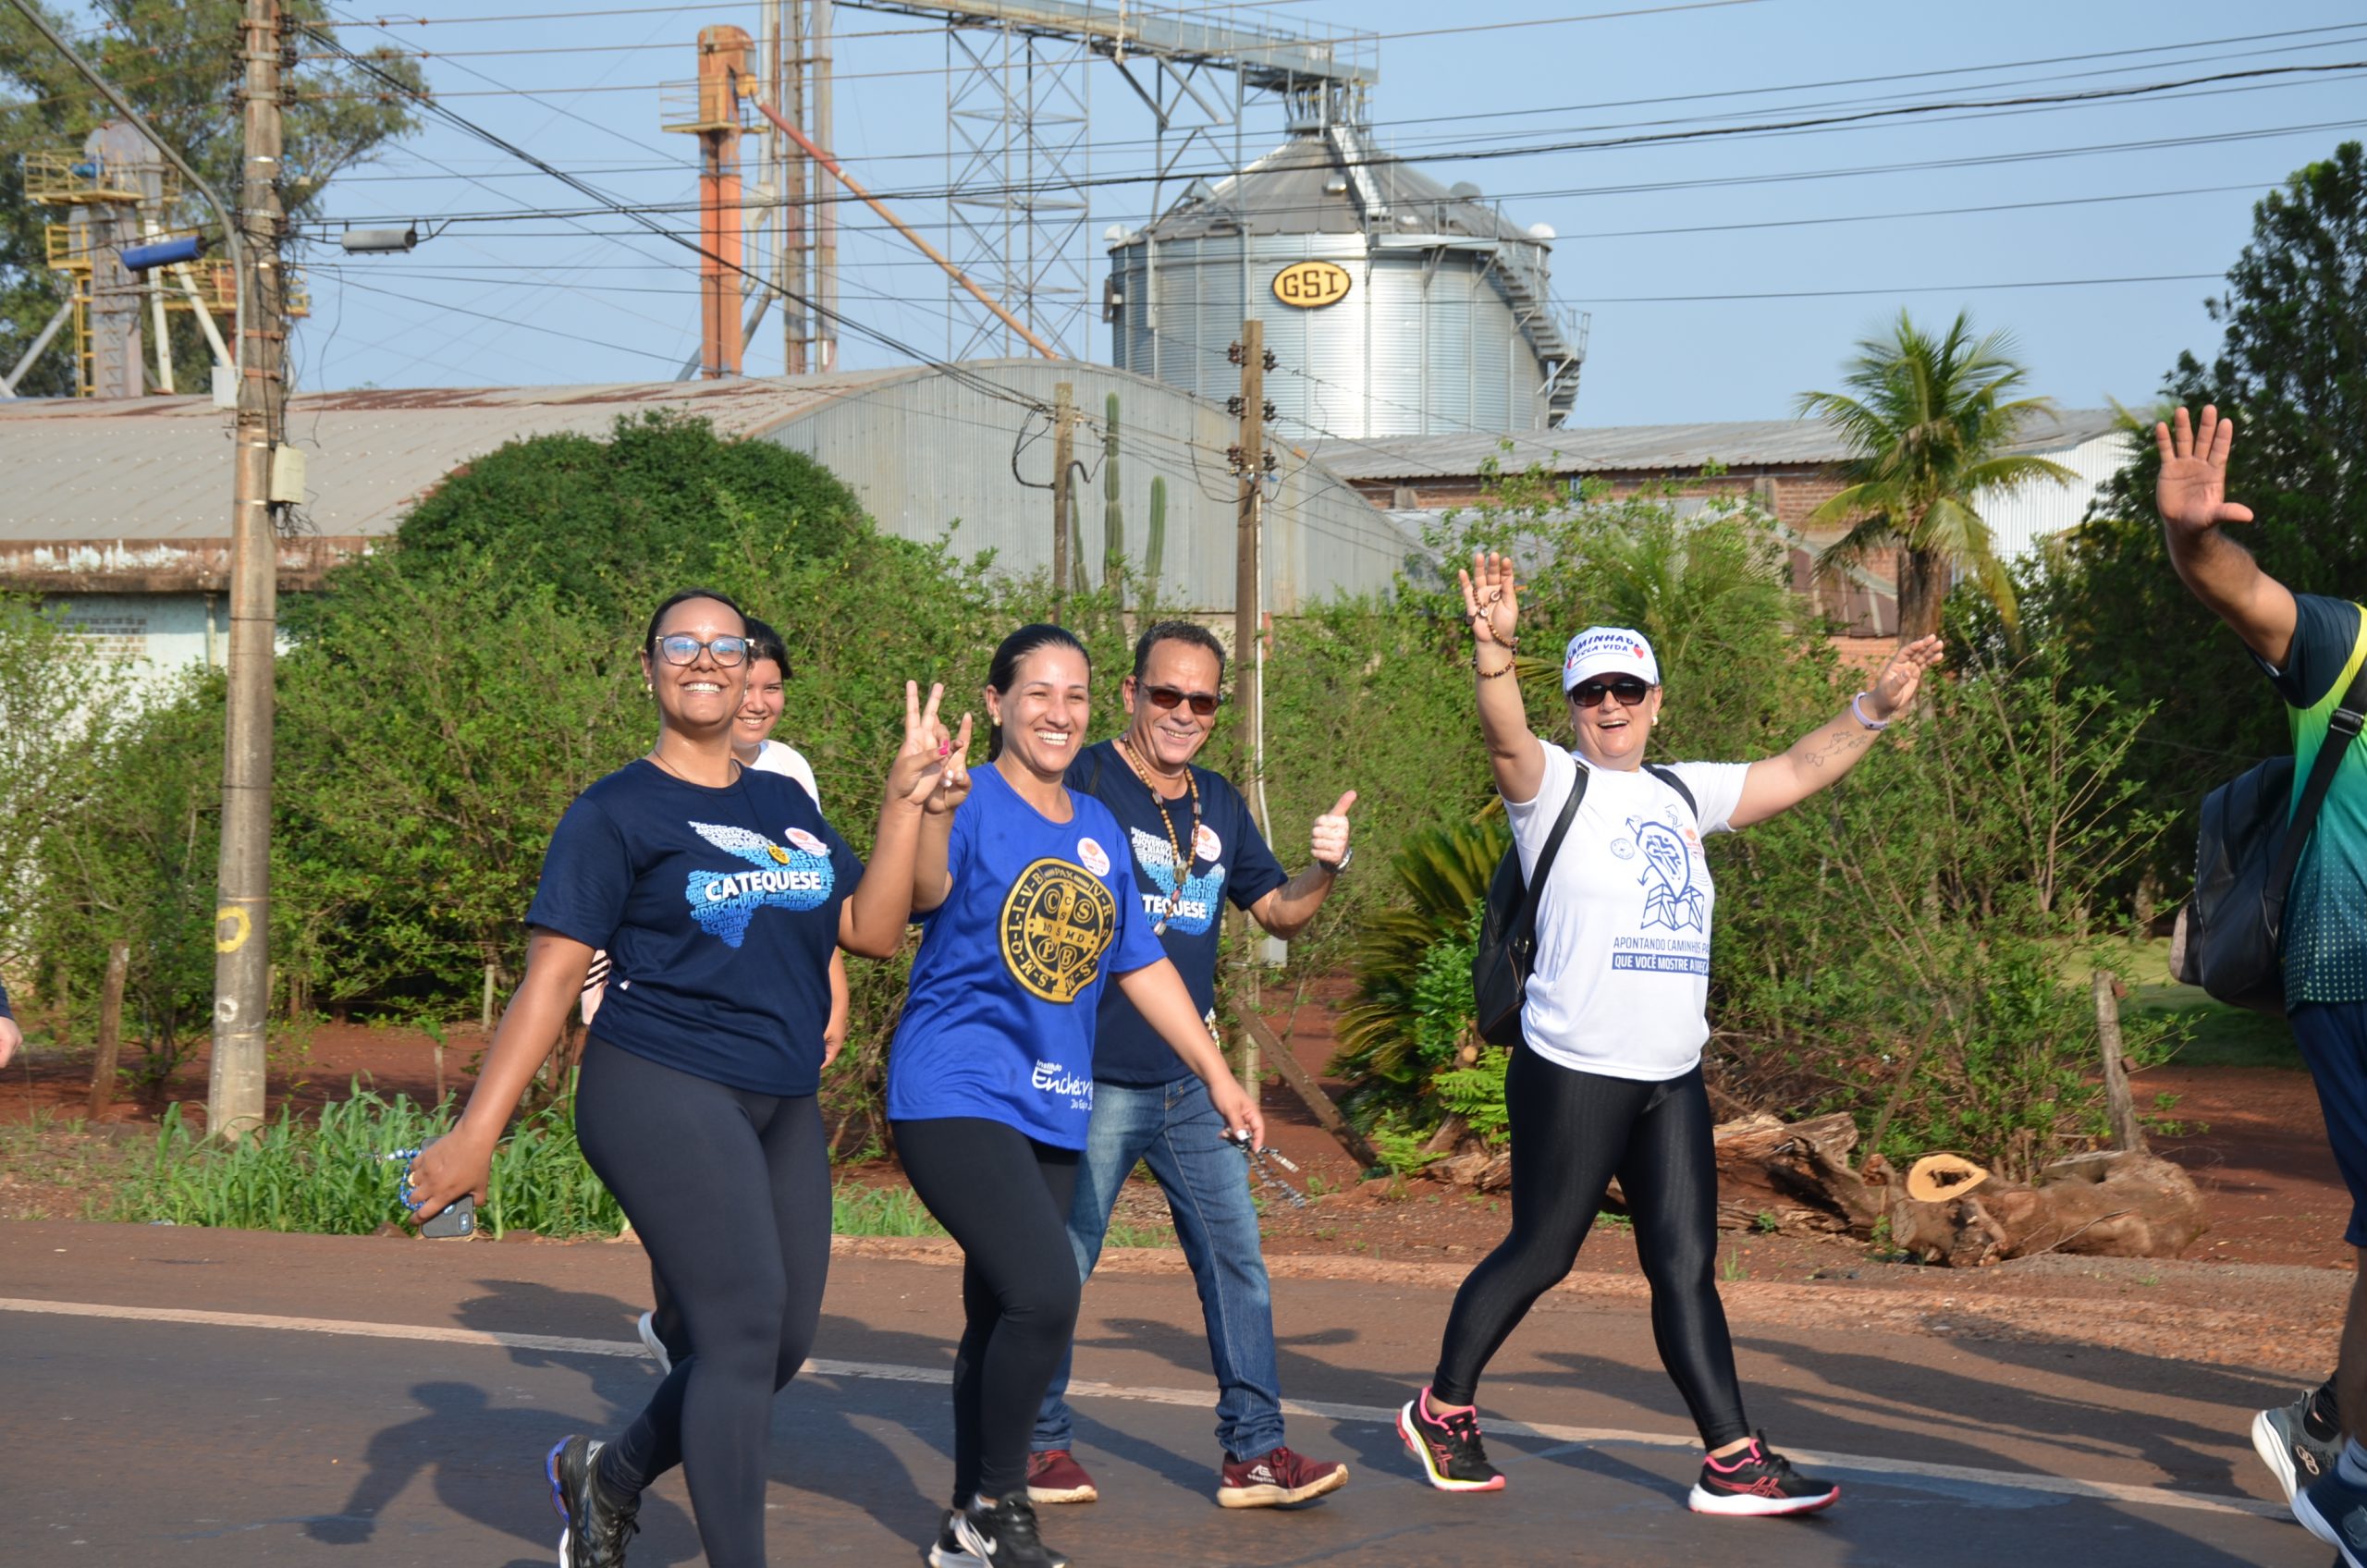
0, 1220, 2337, 1567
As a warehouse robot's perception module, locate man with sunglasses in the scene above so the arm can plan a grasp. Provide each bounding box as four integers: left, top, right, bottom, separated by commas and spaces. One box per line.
1026, 619, 1355, 1512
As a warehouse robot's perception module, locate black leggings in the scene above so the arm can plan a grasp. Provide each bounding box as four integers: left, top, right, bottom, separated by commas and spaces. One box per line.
572, 1035, 831, 1568
1431, 1047, 1748, 1449
893, 1117, 1083, 1503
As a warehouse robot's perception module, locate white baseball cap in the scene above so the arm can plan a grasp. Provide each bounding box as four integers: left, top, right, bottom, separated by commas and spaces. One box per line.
1562, 626, 1661, 690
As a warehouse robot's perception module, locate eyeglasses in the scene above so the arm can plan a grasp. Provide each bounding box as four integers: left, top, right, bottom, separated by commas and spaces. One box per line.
1142, 682, 1223, 717
655, 634, 749, 668
1570, 676, 1652, 709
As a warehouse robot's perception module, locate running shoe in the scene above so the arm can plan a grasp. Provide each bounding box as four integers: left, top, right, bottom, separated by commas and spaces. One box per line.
1687, 1432, 1839, 1516
1024, 1448, 1099, 1504
1217, 1444, 1351, 1508
2253, 1390, 2341, 1508
2297, 1464, 2367, 1567
926, 1509, 984, 1568
949, 1495, 1069, 1568
546, 1434, 641, 1567
1398, 1387, 1506, 1492
634, 1310, 671, 1377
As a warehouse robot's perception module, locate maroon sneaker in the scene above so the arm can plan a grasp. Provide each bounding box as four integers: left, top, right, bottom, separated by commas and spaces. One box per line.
1025, 1448, 1099, 1505
1217, 1445, 1351, 1508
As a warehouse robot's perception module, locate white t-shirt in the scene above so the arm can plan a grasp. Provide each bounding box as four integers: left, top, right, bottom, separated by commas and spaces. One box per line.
748, 739, 821, 805
1504, 741, 1749, 1082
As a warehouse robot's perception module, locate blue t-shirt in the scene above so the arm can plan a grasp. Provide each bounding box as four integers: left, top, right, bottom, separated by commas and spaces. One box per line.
0, 979, 11, 1021
888, 762, 1169, 1146
1067, 741, 1288, 1086
2254, 594, 2367, 1004
525, 760, 860, 1096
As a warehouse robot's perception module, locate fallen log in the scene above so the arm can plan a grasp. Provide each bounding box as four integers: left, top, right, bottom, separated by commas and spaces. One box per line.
1708, 1113, 2208, 1266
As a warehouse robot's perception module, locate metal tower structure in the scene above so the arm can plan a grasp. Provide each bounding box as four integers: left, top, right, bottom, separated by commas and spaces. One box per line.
840, 0, 1379, 361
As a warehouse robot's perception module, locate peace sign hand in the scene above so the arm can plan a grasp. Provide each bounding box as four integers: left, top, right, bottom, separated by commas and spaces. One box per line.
885, 682, 974, 812
1458, 551, 1520, 649
2155, 405, 2255, 539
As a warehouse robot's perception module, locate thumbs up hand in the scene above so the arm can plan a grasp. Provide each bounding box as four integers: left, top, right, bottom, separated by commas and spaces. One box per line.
1312, 790, 1356, 872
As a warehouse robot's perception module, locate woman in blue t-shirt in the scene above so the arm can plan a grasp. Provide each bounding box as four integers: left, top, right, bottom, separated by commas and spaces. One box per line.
892, 623, 1267, 1568
406, 586, 964, 1568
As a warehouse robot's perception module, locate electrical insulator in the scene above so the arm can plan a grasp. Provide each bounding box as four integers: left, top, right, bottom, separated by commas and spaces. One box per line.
1262, 349, 1277, 371
1227, 342, 1245, 365
1261, 400, 1277, 423
1225, 395, 1245, 416
1226, 444, 1245, 473
1262, 452, 1279, 474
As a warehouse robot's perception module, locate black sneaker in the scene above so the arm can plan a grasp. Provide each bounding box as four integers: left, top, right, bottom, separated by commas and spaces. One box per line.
1688, 1432, 1839, 1516
948, 1494, 1070, 1568
2254, 1390, 2342, 1507
1397, 1386, 1505, 1492
546, 1434, 641, 1566
926, 1509, 984, 1568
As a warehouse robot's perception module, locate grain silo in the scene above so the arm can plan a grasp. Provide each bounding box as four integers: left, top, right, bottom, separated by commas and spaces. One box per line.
1104, 121, 1586, 438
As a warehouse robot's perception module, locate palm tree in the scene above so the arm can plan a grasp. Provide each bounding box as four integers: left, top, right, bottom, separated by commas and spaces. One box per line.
1796, 311, 2074, 640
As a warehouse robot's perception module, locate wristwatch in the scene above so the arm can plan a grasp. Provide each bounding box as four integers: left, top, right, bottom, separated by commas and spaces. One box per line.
1317, 849, 1354, 876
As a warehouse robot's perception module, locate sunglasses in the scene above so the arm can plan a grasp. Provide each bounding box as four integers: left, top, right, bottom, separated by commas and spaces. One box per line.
1142, 682, 1223, 717
1570, 676, 1652, 709
655, 634, 749, 668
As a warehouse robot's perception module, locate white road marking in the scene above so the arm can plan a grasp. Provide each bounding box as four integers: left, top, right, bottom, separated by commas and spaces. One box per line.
0, 1295, 2284, 1522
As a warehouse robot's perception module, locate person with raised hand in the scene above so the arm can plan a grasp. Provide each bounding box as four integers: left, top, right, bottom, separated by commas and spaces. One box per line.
2157, 409, 2367, 1560
404, 586, 963, 1568
1398, 552, 1939, 1517
889, 622, 1266, 1568
1024, 619, 1354, 1513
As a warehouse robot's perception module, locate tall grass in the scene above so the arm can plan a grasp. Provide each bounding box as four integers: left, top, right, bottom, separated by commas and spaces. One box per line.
110, 1084, 619, 1238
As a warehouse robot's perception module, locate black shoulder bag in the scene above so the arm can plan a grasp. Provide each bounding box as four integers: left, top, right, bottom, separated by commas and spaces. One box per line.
2171, 643, 2367, 1016
1472, 770, 1584, 1047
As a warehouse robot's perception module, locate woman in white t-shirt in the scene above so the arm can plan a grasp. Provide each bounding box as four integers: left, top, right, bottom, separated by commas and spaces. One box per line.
1398, 550, 1942, 1517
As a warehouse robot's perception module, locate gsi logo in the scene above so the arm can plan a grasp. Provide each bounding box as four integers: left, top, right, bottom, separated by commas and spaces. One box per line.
1272, 260, 1352, 309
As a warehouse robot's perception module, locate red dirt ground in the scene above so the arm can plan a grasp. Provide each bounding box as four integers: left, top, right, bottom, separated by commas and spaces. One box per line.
2, 986, 2351, 1273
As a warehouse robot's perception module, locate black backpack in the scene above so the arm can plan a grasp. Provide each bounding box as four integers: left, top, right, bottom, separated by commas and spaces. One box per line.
2170, 640, 2367, 1017
1472, 761, 1697, 1047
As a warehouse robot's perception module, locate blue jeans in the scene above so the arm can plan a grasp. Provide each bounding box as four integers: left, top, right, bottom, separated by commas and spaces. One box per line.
1030, 1074, 1287, 1461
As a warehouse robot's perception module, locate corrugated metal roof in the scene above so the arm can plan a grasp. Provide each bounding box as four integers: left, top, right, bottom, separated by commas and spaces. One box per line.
1306, 408, 2128, 481
0, 372, 921, 540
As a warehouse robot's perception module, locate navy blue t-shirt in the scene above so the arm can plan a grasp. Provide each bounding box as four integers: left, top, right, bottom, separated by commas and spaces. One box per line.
888, 762, 1169, 1146
525, 760, 860, 1096
0, 978, 11, 1021
1067, 741, 1288, 1087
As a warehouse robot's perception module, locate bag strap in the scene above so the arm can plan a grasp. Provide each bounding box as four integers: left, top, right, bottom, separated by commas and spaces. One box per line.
2268, 615, 2367, 906
1517, 757, 1588, 932
1642, 762, 1699, 822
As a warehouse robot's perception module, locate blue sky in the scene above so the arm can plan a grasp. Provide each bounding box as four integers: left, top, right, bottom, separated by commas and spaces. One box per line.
246, 0, 2367, 422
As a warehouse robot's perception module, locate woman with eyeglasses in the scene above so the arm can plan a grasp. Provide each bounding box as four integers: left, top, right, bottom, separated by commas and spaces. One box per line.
405, 587, 964, 1568
1398, 552, 1942, 1516
889, 622, 1267, 1568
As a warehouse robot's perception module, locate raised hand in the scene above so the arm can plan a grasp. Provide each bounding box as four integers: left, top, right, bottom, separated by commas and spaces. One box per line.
923, 712, 975, 816
1865, 634, 1944, 720
1457, 550, 1520, 650
1311, 790, 1355, 869
886, 681, 951, 804
2155, 405, 2255, 537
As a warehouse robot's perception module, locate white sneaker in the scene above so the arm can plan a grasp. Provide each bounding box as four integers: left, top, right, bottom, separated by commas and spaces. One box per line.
635, 1310, 670, 1375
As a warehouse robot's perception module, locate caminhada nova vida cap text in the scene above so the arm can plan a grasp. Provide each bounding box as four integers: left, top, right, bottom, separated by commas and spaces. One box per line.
1562, 626, 1662, 690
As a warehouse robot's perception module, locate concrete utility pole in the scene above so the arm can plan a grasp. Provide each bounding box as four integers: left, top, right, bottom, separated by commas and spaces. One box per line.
812, 0, 836, 371
208, 0, 291, 1141
1050, 380, 1075, 619
1231, 319, 1268, 1096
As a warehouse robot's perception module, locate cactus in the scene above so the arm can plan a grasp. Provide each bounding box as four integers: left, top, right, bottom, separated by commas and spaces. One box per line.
1103, 393, 1125, 596
1145, 475, 1167, 606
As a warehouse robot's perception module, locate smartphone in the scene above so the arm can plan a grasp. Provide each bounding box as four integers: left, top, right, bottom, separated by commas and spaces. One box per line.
404, 1139, 477, 1240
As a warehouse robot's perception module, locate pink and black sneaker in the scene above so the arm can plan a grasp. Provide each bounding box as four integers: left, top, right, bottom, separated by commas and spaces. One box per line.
1688, 1432, 1839, 1516
1398, 1387, 1506, 1492
1216, 1445, 1351, 1508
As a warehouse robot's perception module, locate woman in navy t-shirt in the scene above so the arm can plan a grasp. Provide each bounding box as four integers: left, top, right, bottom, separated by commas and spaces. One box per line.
406, 587, 964, 1568
890, 623, 1267, 1568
